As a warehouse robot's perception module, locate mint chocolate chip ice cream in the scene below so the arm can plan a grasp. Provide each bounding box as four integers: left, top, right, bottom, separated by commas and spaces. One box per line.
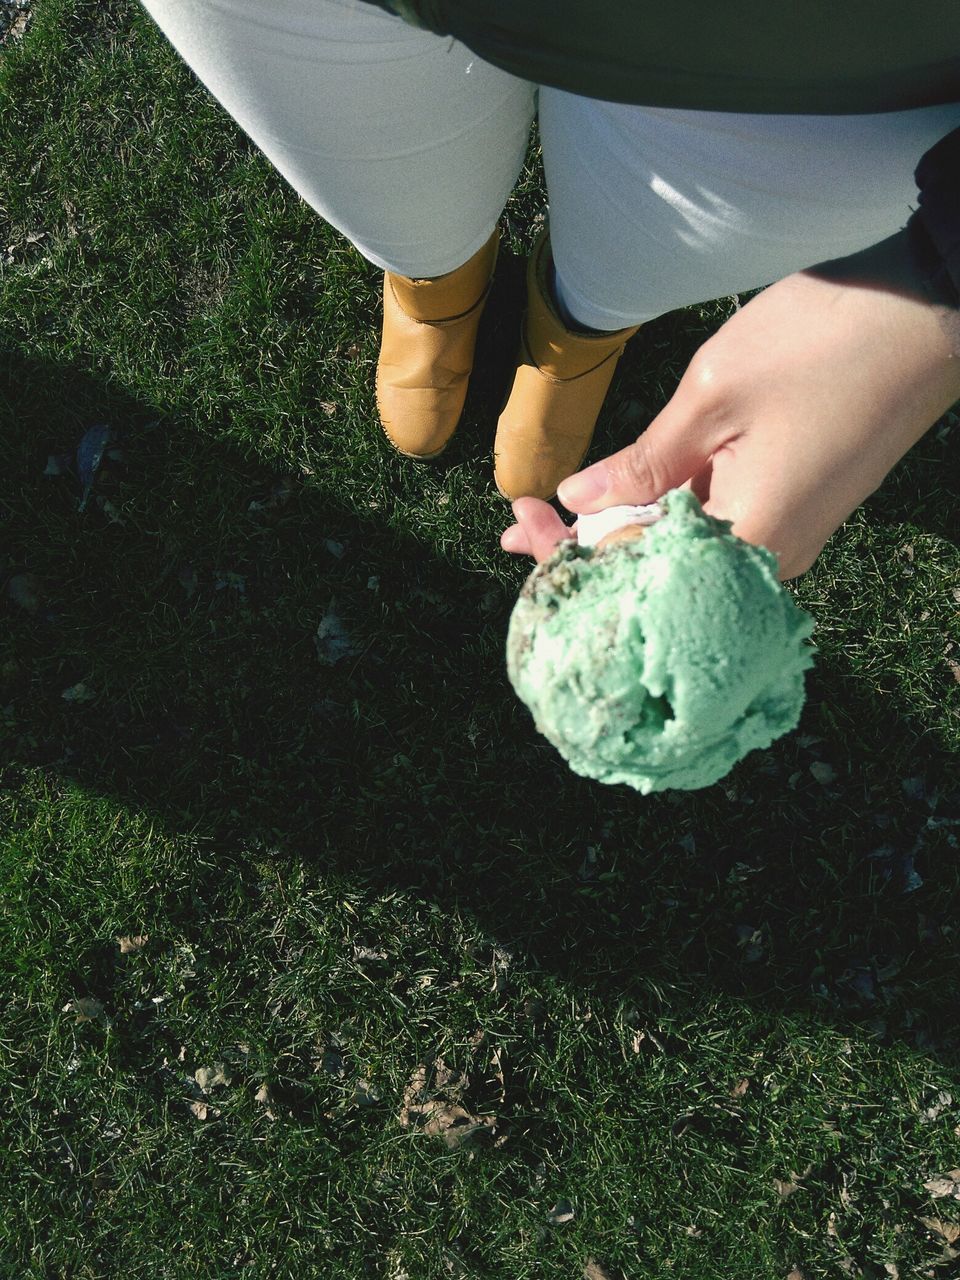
506, 489, 815, 793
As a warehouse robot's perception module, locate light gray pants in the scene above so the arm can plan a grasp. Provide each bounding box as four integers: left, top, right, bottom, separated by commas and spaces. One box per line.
140, 0, 960, 328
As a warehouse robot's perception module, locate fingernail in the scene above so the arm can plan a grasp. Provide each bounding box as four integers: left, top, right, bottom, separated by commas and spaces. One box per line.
558, 463, 608, 509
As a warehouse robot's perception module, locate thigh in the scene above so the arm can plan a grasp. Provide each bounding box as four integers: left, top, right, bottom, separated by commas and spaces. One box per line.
538, 91, 960, 326
139, 0, 536, 275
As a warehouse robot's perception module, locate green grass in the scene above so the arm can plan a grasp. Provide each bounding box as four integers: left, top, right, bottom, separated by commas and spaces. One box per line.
2, 2, 960, 1277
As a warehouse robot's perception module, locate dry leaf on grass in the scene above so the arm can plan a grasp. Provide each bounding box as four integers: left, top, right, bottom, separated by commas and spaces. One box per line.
523, 997, 546, 1022
399, 1049, 504, 1152
923, 1091, 954, 1123
188, 1100, 220, 1120
254, 1082, 277, 1120
315, 601, 361, 664
62, 682, 96, 703
583, 1261, 626, 1280
410, 1100, 494, 1147
839, 1172, 858, 1211
399, 1063, 496, 1149
432, 1058, 463, 1091
62, 997, 107, 1023
776, 1164, 815, 1200
546, 1200, 575, 1225
730, 1078, 751, 1097
490, 947, 511, 995
352, 1080, 381, 1107
924, 1172, 960, 1200
317, 1046, 346, 1079
489, 1046, 506, 1103
195, 1063, 231, 1092
117, 934, 148, 954
1, 8, 31, 43
775, 1178, 802, 1199
353, 944, 388, 962
921, 1219, 960, 1245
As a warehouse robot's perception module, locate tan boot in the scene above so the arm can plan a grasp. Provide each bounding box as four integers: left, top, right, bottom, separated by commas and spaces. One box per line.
493, 228, 641, 500
376, 227, 500, 459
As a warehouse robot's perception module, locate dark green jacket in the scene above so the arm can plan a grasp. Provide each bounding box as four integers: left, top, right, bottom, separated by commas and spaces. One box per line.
372, 0, 959, 113
366, 1, 960, 303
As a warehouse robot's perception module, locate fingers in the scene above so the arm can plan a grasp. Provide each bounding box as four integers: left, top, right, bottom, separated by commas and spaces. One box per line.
500, 497, 576, 563
500, 522, 531, 554
556, 420, 711, 514
556, 355, 732, 514
698, 447, 818, 581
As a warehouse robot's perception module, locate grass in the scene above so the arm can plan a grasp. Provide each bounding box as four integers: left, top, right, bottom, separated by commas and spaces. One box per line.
1, 2, 960, 1277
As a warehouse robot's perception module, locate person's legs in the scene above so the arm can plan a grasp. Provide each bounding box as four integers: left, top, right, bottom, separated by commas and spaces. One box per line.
139, 0, 536, 456
538, 95, 960, 328
139, 0, 535, 277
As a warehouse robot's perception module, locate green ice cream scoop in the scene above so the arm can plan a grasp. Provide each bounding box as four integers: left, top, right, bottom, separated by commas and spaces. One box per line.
506, 489, 816, 793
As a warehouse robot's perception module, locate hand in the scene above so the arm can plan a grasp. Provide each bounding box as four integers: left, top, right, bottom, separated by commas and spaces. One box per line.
500, 229, 960, 579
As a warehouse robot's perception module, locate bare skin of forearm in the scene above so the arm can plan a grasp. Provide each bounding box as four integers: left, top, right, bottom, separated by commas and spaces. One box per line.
806, 227, 960, 442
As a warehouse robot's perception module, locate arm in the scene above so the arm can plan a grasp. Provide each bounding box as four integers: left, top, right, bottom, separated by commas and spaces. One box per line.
502, 131, 960, 578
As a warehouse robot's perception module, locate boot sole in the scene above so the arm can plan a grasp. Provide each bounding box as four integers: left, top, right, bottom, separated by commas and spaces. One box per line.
494, 475, 555, 502
376, 392, 456, 461
394, 442, 450, 460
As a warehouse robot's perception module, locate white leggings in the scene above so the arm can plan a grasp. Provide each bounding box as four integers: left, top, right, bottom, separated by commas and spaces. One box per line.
140, 0, 960, 329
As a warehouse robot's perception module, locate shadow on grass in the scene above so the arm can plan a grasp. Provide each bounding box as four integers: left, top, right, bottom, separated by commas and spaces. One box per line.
2, 340, 959, 1075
